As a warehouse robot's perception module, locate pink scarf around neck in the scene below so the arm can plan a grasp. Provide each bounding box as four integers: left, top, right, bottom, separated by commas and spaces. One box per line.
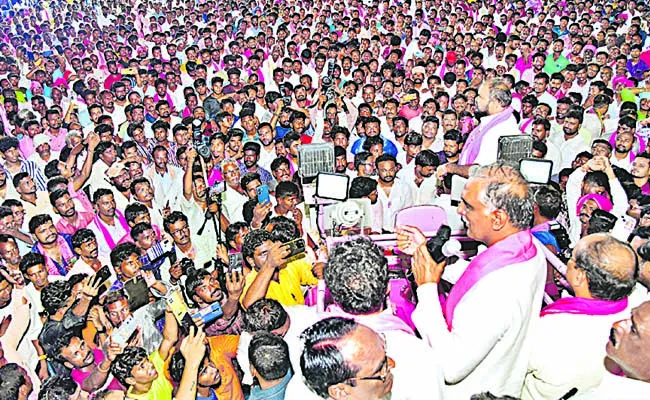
541, 297, 628, 317
94, 210, 129, 250
459, 107, 514, 165
443, 230, 538, 330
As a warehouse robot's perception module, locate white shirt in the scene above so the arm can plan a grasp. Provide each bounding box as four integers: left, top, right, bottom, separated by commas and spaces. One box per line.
543, 140, 563, 175
144, 164, 184, 209
221, 185, 248, 224
471, 112, 521, 166
88, 216, 129, 260
522, 305, 630, 400
0, 288, 40, 370
582, 111, 604, 140
548, 128, 591, 171
412, 241, 547, 399
610, 152, 634, 172
409, 178, 439, 205
377, 177, 414, 232
237, 305, 320, 385
572, 372, 650, 399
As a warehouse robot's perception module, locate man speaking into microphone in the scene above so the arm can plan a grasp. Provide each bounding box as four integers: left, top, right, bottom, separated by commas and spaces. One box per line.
397, 163, 547, 398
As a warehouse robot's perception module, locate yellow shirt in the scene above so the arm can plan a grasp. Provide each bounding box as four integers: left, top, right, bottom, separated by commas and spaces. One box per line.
127, 351, 173, 400
242, 257, 319, 306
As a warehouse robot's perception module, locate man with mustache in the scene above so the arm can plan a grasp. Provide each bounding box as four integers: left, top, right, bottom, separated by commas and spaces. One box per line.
571, 300, 650, 398
549, 108, 591, 171
184, 266, 245, 336
29, 214, 76, 277
43, 109, 68, 152
400, 163, 547, 398
88, 189, 129, 261
300, 317, 443, 400
408, 150, 440, 205
523, 233, 637, 400
376, 154, 413, 233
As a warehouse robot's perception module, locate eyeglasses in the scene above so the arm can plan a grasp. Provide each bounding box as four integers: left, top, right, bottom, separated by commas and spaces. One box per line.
169, 225, 190, 236
347, 356, 390, 383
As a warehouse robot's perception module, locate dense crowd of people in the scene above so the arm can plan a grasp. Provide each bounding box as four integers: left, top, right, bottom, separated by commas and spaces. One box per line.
0, 0, 650, 398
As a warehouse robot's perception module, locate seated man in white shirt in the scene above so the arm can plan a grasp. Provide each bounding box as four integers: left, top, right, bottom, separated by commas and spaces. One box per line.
522, 233, 638, 400
399, 162, 547, 398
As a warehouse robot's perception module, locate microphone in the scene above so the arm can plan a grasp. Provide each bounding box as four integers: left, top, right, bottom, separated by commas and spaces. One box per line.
426, 225, 462, 263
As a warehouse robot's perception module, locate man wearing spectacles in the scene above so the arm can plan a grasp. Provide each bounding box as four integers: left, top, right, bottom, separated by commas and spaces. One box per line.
299, 317, 443, 400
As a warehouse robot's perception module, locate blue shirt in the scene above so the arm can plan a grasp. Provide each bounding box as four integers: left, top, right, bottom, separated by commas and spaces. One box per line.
248, 370, 293, 400
275, 126, 291, 139
31, 234, 75, 276
627, 59, 649, 81
532, 231, 560, 254
351, 136, 399, 157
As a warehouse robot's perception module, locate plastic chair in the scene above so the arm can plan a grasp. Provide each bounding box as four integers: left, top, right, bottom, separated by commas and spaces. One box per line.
394, 205, 448, 232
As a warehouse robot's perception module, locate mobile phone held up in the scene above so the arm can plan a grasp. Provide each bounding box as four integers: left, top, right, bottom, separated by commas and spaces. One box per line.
256, 184, 270, 204
285, 238, 306, 261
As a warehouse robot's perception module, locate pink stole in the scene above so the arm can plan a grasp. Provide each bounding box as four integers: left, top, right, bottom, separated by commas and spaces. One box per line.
520, 117, 534, 133
323, 304, 415, 335
153, 92, 174, 109
94, 210, 130, 250
541, 297, 628, 317
444, 230, 538, 330
458, 107, 515, 165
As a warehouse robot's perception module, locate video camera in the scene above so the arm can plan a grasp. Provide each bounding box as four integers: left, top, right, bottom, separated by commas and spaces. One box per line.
322, 60, 337, 101
207, 181, 226, 205
191, 119, 212, 161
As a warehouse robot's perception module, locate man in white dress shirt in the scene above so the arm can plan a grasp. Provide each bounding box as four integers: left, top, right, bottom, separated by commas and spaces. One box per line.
522, 233, 638, 400
375, 154, 413, 233
437, 78, 521, 179
400, 163, 546, 398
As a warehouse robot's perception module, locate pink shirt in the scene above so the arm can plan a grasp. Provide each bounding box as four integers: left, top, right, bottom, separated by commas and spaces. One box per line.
71, 349, 123, 391
55, 210, 95, 235
46, 128, 69, 152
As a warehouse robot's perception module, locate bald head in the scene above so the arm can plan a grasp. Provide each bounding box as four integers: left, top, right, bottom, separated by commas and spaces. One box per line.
573, 233, 638, 301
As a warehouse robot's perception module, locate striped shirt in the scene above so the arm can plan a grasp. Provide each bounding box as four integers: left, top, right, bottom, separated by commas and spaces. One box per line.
3, 160, 48, 191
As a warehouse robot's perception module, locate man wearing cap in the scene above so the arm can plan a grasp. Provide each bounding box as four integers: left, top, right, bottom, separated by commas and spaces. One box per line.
27, 134, 59, 172
438, 51, 458, 79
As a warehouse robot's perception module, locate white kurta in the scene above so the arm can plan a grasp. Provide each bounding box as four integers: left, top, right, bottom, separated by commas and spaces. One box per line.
571, 372, 650, 399
377, 177, 414, 232
522, 307, 630, 400
471, 112, 521, 166
412, 241, 547, 398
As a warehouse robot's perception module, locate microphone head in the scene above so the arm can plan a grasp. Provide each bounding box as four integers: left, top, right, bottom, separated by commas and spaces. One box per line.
442, 239, 462, 258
